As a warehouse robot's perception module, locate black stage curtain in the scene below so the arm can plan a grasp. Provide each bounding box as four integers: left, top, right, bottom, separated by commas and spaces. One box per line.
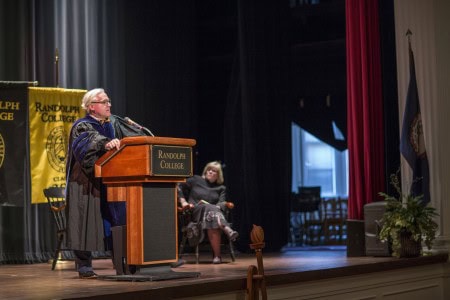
123, 0, 292, 251
224, 0, 291, 252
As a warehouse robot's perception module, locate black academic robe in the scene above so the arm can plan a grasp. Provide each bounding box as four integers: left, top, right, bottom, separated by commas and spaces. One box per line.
65, 115, 148, 251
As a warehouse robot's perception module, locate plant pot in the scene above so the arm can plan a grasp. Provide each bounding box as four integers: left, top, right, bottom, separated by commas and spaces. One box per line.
399, 230, 421, 258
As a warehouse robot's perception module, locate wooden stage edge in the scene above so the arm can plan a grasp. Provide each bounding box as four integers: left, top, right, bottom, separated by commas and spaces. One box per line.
0, 248, 448, 300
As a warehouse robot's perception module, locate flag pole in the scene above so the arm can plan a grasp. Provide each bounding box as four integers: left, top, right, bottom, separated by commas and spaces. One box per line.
406, 29, 412, 48
405, 29, 412, 37
54, 48, 59, 87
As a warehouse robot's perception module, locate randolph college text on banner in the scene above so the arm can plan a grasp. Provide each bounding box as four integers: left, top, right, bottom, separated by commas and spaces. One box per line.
0, 82, 30, 206
28, 87, 85, 204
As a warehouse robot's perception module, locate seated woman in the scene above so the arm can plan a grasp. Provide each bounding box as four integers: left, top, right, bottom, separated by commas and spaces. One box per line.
178, 161, 239, 264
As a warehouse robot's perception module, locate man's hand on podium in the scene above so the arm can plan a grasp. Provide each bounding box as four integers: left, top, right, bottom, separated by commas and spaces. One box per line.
105, 138, 121, 150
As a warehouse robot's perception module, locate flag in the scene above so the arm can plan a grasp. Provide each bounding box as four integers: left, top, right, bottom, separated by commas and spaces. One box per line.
28, 87, 85, 204
400, 41, 430, 205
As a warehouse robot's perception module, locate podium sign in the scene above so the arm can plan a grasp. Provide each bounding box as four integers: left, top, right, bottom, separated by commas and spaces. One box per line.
151, 145, 192, 177
95, 136, 196, 266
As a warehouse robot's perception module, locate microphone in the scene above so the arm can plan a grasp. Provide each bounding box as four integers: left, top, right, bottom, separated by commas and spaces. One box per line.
124, 117, 155, 137
124, 117, 143, 129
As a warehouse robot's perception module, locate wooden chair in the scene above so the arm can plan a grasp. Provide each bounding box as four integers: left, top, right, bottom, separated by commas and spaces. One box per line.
178, 202, 237, 263
323, 197, 348, 245
43, 187, 67, 270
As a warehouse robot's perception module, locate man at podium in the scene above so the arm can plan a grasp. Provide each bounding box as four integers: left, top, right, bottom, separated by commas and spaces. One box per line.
65, 88, 147, 279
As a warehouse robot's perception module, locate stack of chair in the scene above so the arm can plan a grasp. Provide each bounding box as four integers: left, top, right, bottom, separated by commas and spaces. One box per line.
322, 197, 348, 245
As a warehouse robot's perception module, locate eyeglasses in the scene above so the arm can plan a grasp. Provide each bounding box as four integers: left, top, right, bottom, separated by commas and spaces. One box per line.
91, 99, 111, 105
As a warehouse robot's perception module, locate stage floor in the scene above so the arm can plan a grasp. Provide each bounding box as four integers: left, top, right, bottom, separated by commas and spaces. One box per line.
0, 247, 447, 299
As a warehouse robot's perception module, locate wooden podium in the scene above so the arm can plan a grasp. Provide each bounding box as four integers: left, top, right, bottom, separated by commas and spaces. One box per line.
95, 136, 196, 270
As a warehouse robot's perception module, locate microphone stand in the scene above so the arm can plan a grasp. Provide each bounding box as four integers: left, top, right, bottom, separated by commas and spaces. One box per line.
142, 127, 155, 137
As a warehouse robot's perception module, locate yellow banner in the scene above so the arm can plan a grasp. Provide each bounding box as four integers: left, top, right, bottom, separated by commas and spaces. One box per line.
28, 87, 86, 204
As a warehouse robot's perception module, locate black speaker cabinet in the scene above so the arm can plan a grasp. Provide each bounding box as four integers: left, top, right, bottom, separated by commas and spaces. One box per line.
364, 201, 390, 256
346, 219, 365, 257
142, 182, 177, 262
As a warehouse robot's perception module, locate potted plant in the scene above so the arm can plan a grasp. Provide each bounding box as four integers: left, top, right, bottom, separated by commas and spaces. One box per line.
378, 171, 438, 257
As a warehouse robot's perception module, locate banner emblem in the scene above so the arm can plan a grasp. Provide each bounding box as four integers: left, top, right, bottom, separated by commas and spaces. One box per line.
409, 114, 425, 156
0, 132, 4, 168
45, 126, 67, 173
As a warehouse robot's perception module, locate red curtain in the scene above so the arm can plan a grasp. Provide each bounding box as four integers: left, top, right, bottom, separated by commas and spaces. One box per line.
346, 0, 385, 220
